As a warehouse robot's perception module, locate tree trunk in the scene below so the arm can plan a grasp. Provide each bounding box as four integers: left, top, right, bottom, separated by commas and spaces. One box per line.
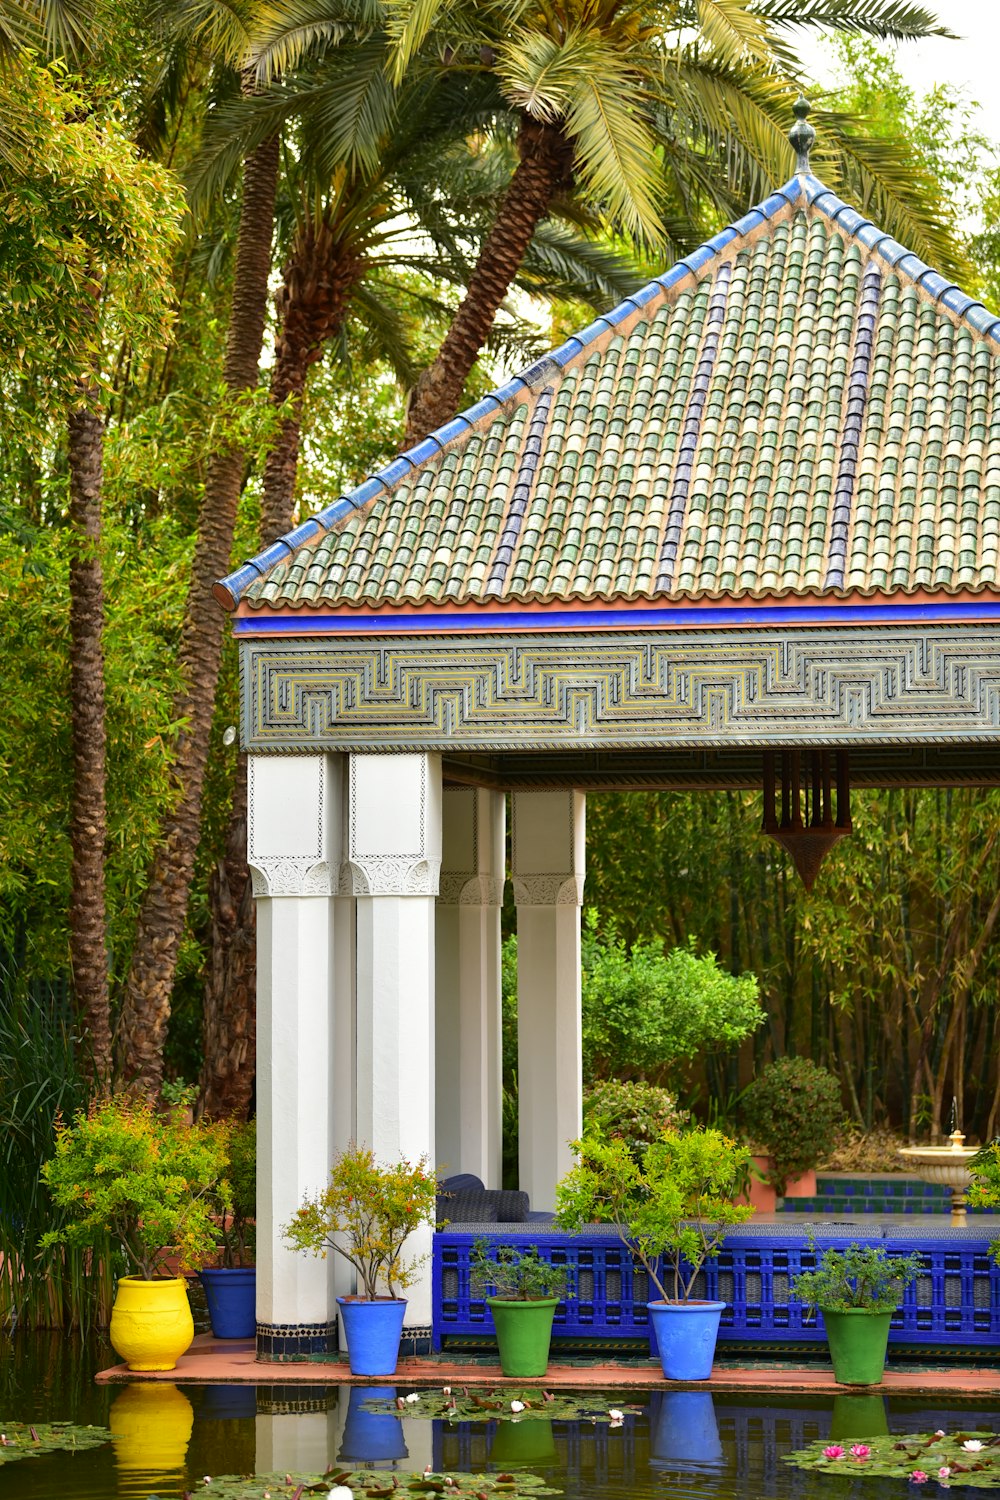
116, 131, 280, 1097
260, 214, 362, 541
196, 215, 362, 1118
198, 753, 256, 1119
67, 383, 112, 1086
402, 116, 572, 448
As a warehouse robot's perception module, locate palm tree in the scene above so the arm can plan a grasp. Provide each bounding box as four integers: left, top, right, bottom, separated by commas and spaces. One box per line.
376, 0, 955, 443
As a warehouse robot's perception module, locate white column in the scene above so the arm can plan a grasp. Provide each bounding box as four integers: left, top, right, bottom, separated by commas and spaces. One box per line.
435, 788, 505, 1186
250, 752, 343, 1351
348, 752, 442, 1337
511, 790, 585, 1213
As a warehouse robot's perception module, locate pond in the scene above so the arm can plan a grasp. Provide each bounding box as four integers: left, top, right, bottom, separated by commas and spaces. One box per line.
2, 1337, 999, 1499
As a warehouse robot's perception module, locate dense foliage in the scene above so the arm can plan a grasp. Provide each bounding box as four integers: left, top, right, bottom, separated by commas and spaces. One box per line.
790, 1240, 925, 1315
740, 1058, 847, 1192
582, 1080, 688, 1159
470, 1238, 569, 1301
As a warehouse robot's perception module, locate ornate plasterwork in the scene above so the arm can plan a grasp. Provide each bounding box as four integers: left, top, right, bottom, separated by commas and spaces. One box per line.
346, 855, 441, 897
512, 874, 585, 907
249, 857, 336, 897
241, 627, 1000, 753
438, 872, 506, 906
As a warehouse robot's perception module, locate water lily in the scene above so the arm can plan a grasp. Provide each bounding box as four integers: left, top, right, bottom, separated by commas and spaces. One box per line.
609, 1409, 624, 1423
849, 1444, 871, 1461
963, 1440, 984, 1452
938, 1468, 952, 1479
328, 1489, 352, 1500
910, 1472, 928, 1485
405, 1392, 421, 1404
822, 1446, 844, 1460
510, 1400, 525, 1413
442, 1386, 451, 1395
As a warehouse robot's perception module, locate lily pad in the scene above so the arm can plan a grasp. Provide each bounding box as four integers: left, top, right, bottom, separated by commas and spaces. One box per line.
195, 1469, 561, 1498
0, 1420, 112, 1463
784, 1428, 1000, 1486
361, 1390, 642, 1424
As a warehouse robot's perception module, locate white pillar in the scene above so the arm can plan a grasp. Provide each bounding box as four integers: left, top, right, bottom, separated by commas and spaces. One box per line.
348, 752, 442, 1341
435, 788, 505, 1186
250, 752, 343, 1356
511, 790, 585, 1213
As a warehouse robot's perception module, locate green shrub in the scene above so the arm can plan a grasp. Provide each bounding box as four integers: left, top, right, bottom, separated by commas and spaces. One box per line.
740, 1057, 846, 1193
556, 1126, 753, 1302
213, 1118, 256, 1268
470, 1239, 568, 1301
583, 1080, 688, 1158
969, 1141, 1000, 1265
790, 1240, 924, 1315
40, 1094, 229, 1279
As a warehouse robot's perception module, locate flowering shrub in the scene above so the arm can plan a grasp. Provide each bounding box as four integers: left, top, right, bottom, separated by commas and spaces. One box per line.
283, 1145, 436, 1299
740, 1057, 846, 1192
40, 1094, 229, 1278
582, 1081, 688, 1160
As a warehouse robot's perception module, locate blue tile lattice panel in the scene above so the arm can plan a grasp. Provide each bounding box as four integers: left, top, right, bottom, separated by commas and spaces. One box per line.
433, 1229, 1000, 1349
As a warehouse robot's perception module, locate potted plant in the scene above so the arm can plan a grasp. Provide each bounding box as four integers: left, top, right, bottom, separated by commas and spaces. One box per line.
556, 1125, 754, 1380
470, 1237, 569, 1376
283, 1143, 437, 1375
789, 1239, 924, 1385
200, 1118, 256, 1339
40, 1093, 228, 1371
740, 1057, 846, 1197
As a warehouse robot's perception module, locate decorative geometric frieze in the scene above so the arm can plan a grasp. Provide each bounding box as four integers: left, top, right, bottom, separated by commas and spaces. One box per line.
241, 628, 1000, 753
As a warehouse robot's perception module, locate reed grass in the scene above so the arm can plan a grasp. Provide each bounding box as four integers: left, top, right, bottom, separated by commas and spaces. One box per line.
0, 949, 114, 1329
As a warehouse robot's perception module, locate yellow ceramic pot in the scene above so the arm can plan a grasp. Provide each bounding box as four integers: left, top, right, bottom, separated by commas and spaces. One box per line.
109, 1277, 194, 1372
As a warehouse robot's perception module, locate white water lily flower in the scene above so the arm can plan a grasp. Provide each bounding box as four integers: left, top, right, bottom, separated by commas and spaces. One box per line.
405, 1392, 421, 1404
609, 1410, 624, 1422
963, 1440, 984, 1452
442, 1385, 451, 1395
328, 1488, 353, 1499
510, 1400, 525, 1413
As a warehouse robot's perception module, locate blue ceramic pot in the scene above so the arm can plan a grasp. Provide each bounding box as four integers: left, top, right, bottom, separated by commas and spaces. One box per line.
339, 1386, 408, 1463
649, 1390, 724, 1467
199, 1267, 256, 1339
338, 1297, 406, 1376
646, 1300, 725, 1381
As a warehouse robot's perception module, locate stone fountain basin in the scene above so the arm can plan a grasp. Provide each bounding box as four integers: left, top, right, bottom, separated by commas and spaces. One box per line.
897, 1146, 976, 1186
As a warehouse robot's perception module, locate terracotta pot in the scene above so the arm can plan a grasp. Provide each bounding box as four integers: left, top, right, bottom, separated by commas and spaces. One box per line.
736, 1155, 777, 1212
783, 1168, 817, 1198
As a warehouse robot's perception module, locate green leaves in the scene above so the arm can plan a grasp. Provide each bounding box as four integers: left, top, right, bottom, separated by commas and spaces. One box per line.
283, 1144, 437, 1298
785, 1429, 1000, 1487
789, 1239, 925, 1314
0, 1421, 112, 1464
469, 1239, 570, 1301
740, 1057, 846, 1193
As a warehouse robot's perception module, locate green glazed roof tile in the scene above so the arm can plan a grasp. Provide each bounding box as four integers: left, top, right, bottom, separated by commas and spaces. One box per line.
229, 186, 1000, 615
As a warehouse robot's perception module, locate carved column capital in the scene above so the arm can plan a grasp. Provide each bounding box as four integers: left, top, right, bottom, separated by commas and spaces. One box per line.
346, 855, 441, 897
438, 871, 506, 907
249, 858, 336, 898
512, 873, 585, 908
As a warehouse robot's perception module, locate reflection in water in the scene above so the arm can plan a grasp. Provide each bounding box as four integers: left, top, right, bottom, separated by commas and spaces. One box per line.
488, 1417, 558, 1468
339, 1387, 408, 1465
110, 1382, 193, 1497
648, 1390, 725, 1469
828, 1393, 889, 1442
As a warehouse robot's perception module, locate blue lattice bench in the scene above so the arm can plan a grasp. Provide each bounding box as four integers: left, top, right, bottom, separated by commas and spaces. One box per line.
433, 1220, 1000, 1352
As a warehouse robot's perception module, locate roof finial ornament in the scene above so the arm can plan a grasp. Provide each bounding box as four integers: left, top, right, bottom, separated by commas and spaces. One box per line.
789, 95, 815, 174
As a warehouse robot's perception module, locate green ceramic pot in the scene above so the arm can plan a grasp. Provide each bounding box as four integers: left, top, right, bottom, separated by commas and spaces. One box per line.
487, 1297, 559, 1377
821, 1308, 892, 1386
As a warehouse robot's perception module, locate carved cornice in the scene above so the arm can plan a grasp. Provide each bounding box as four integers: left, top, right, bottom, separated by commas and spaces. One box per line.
346, 855, 441, 897
512, 873, 585, 907
438, 872, 506, 906
249, 858, 336, 898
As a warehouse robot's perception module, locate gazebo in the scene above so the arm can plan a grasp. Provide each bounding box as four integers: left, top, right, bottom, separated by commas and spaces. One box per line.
216, 107, 1000, 1360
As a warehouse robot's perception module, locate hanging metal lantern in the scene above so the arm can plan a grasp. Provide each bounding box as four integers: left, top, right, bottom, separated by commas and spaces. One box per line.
762, 748, 852, 891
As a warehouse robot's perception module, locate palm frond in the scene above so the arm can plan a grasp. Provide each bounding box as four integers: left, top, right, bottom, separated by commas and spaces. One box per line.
250, 0, 383, 80
695, 0, 775, 66
764, 0, 954, 39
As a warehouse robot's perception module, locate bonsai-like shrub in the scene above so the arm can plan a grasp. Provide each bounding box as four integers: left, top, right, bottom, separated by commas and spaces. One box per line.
583, 1080, 688, 1160
213, 1118, 256, 1268
790, 1240, 924, 1315
470, 1238, 569, 1301
968, 1141, 1000, 1264
740, 1057, 846, 1193
40, 1094, 229, 1279
555, 1126, 753, 1302
283, 1144, 436, 1299
581, 924, 763, 1085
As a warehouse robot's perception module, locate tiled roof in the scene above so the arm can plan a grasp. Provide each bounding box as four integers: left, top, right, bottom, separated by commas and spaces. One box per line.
217, 172, 1000, 617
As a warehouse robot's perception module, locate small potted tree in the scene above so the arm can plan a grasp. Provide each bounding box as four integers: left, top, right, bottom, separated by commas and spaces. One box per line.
556, 1125, 753, 1380
790, 1239, 924, 1385
740, 1057, 846, 1200
40, 1094, 228, 1371
283, 1144, 436, 1375
470, 1237, 569, 1377
200, 1119, 256, 1339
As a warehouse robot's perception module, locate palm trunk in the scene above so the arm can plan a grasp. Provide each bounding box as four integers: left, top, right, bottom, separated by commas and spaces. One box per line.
260, 214, 362, 541
67, 382, 112, 1086
196, 216, 361, 1117
402, 116, 571, 448
116, 131, 280, 1096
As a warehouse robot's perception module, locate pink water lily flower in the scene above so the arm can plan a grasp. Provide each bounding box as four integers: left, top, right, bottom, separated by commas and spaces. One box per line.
822, 1446, 844, 1460
910, 1472, 928, 1485
849, 1444, 871, 1461
938, 1468, 951, 1479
